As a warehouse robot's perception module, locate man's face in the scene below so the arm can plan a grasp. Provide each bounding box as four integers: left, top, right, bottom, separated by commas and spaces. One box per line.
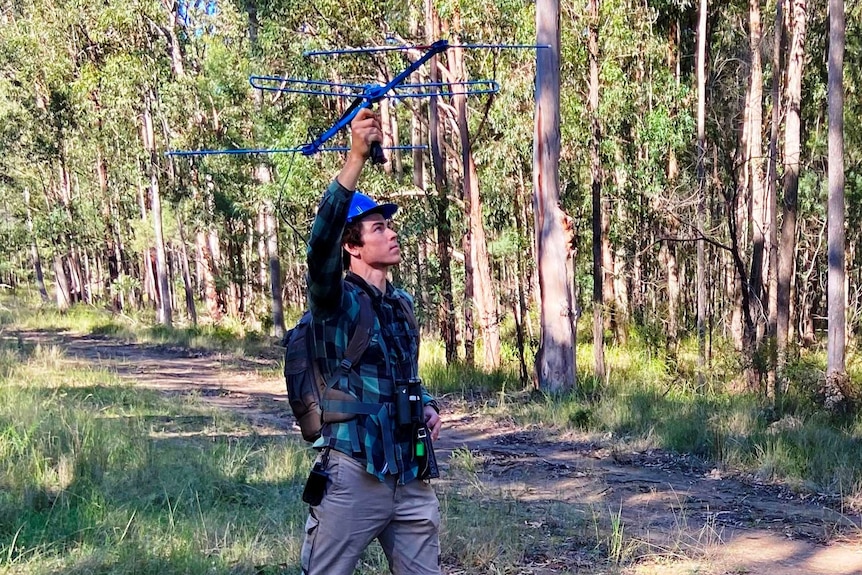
351, 213, 401, 268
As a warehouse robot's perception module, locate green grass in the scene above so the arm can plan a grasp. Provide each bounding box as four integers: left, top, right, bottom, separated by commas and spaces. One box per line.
422, 323, 862, 504
1, 295, 283, 368
0, 340, 312, 575
4, 296, 861, 572
0, 301, 619, 575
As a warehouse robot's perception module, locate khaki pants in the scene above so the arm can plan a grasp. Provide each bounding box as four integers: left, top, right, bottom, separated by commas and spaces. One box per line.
301, 450, 441, 575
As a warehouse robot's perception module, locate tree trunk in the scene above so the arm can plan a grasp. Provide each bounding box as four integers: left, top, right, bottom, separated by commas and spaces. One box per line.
696, 0, 708, 389
137, 183, 156, 307
452, 35, 500, 370
266, 201, 285, 339
426, 0, 458, 364
589, 0, 605, 382
197, 230, 223, 322
659, 240, 680, 344
825, 0, 847, 403
766, 0, 784, 401
162, 0, 186, 78
174, 213, 197, 325
143, 90, 172, 327
53, 254, 71, 311
612, 199, 629, 344
513, 172, 531, 386
534, 0, 576, 392
379, 69, 395, 176
777, 0, 807, 376
411, 99, 425, 193
23, 188, 49, 302
747, 0, 767, 346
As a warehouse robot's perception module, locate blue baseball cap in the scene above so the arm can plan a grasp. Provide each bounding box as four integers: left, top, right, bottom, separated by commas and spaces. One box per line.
346, 191, 398, 223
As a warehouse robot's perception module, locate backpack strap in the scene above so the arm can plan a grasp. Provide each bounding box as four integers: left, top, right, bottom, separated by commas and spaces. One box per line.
319, 287, 379, 416
340, 289, 374, 372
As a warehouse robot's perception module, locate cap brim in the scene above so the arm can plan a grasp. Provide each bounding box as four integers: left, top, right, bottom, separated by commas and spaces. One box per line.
356, 202, 398, 221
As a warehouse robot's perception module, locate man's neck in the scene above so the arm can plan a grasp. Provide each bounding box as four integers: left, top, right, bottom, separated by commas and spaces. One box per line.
349, 264, 389, 293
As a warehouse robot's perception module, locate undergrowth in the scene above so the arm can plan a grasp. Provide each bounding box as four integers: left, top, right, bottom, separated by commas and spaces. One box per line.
2, 298, 861, 573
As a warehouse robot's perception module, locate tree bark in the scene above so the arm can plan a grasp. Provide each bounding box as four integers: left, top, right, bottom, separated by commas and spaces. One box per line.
589, 0, 605, 382
534, 0, 576, 392
176, 213, 198, 325
426, 0, 458, 364
513, 171, 531, 386
23, 188, 49, 302
162, 0, 186, 78
265, 201, 285, 339
825, 0, 846, 397
452, 34, 500, 370
53, 255, 71, 312
747, 0, 767, 346
766, 0, 784, 400
143, 89, 172, 327
197, 230, 222, 322
696, 0, 708, 389
137, 182, 156, 307
777, 0, 807, 376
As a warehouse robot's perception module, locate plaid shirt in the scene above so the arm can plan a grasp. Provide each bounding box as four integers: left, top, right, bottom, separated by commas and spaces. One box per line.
307, 179, 432, 484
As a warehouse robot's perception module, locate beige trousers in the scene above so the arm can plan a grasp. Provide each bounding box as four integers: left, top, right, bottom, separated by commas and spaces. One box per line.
300, 450, 441, 575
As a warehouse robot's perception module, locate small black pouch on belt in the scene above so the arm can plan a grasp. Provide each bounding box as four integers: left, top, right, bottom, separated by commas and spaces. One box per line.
415, 426, 439, 480
302, 449, 330, 506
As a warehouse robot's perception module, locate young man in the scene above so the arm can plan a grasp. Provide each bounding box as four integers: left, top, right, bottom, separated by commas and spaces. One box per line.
300, 108, 443, 575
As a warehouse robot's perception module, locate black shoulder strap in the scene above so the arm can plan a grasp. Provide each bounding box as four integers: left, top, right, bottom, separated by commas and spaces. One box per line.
340, 288, 375, 372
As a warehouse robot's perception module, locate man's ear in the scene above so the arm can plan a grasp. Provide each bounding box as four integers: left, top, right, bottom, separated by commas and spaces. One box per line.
343, 242, 361, 259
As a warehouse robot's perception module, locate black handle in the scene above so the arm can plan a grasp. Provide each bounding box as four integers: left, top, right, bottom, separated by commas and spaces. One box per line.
370, 142, 387, 165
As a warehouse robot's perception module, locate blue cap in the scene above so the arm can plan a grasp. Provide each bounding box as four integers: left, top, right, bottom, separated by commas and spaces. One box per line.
346, 191, 398, 223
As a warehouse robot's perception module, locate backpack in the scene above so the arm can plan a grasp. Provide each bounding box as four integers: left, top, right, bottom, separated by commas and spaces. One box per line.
283, 287, 419, 442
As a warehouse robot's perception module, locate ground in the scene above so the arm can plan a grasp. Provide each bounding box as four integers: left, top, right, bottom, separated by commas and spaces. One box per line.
11, 329, 862, 575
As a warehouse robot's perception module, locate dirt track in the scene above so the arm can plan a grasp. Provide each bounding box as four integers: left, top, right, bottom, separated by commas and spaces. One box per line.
10, 330, 862, 575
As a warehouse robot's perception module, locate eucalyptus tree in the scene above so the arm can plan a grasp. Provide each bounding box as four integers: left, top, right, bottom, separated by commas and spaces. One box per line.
776, 0, 807, 379
695, 0, 707, 387
587, 0, 608, 383
765, 0, 784, 398
422, 0, 459, 364
534, 0, 576, 392
825, 0, 846, 404
0, 0, 84, 309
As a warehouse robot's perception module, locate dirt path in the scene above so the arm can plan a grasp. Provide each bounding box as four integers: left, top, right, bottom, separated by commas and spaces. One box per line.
10, 329, 862, 575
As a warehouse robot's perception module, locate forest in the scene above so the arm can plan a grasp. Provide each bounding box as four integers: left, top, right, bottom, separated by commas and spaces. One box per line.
1, 0, 860, 403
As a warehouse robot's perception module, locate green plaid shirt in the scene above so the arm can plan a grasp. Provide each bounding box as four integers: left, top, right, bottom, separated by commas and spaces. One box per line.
307, 179, 433, 484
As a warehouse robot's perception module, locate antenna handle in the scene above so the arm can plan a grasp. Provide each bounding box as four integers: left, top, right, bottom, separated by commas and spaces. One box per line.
370, 142, 387, 165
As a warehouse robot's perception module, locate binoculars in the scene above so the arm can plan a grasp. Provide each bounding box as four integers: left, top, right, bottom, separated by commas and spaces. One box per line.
395, 378, 424, 428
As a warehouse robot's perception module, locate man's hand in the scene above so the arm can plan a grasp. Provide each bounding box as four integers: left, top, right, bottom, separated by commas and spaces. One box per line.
336, 109, 382, 190
424, 405, 442, 441
348, 108, 382, 161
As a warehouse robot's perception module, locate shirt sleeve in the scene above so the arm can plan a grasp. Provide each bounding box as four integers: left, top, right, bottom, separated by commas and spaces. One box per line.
307, 179, 355, 316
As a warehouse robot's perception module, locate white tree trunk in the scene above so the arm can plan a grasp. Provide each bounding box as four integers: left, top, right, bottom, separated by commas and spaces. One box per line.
533, 0, 576, 392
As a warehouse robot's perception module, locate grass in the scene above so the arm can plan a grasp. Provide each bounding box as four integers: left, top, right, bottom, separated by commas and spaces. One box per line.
425, 325, 862, 506
0, 338, 609, 575
1, 294, 282, 372
0, 340, 312, 574
0, 300, 618, 574
3, 296, 862, 573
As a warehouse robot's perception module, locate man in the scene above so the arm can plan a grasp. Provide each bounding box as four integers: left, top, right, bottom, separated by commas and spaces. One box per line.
300, 108, 443, 575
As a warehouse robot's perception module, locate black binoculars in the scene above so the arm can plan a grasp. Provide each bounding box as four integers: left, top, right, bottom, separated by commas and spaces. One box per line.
395, 378, 424, 428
